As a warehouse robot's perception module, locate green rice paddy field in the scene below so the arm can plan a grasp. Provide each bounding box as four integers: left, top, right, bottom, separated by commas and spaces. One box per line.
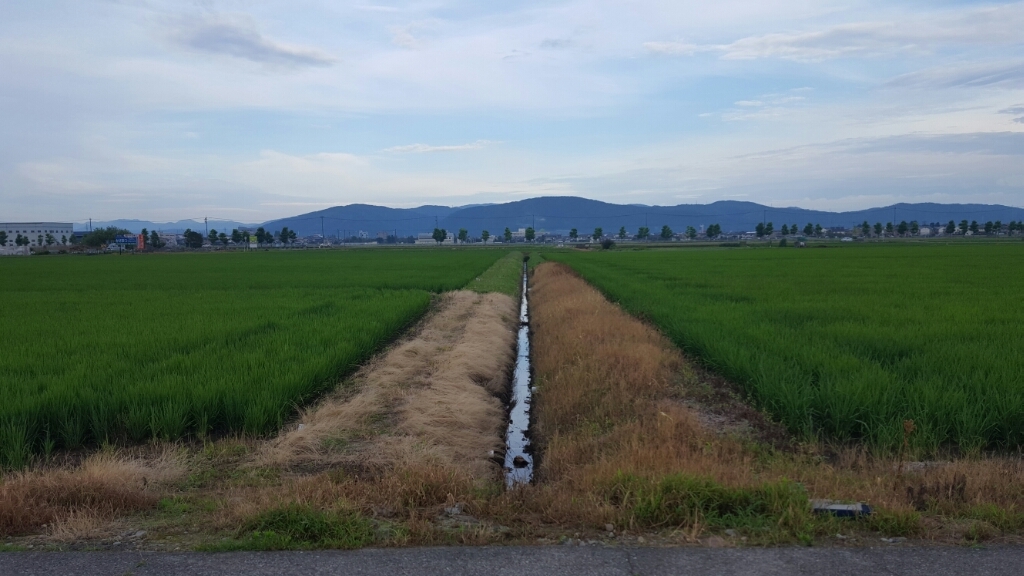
0, 249, 506, 468
548, 243, 1024, 453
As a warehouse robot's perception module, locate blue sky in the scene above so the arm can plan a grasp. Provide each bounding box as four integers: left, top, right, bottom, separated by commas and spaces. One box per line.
1, 0, 1022, 221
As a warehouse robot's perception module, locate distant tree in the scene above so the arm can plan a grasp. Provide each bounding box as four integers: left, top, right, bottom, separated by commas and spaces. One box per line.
37, 234, 44, 246
45, 233, 55, 247
458, 228, 469, 243
685, 226, 697, 240
910, 221, 919, 235
764, 222, 774, 236
0, 231, 7, 246
984, 221, 994, 235
1009, 221, 1018, 236
569, 228, 578, 240
874, 222, 883, 236
791, 224, 798, 236
432, 228, 446, 245
255, 227, 267, 245
781, 224, 790, 236
208, 229, 219, 245
803, 223, 814, 236
481, 230, 490, 243
897, 221, 909, 236
16, 234, 29, 246
277, 227, 293, 245
148, 230, 163, 249
231, 229, 242, 244
861, 221, 870, 236
218, 232, 228, 246
706, 224, 721, 239
970, 220, 979, 234
592, 227, 603, 241
600, 238, 615, 250
994, 221, 1003, 234
242, 231, 251, 244
525, 227, 535, 242
140, 228, 148, 240
660, 225, 673, 239
504, 227, 512, 243
945, 220, 956, 235
637, 226, 650, 240
814, 223, 823, 237
959, 220, 969, 235
755, 222, 765, 238
618, 226, 627, 240
183, 229, 204, 249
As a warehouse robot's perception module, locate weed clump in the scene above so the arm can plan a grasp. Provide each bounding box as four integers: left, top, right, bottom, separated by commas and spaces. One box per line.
609, 473, 811, 532
218, 505, 377, 550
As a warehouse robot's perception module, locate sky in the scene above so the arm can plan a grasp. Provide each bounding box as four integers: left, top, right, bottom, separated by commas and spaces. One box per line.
1, 0, 1023, 222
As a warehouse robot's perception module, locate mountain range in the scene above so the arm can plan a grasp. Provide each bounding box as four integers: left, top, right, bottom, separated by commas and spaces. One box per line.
79, 198, 1024, 237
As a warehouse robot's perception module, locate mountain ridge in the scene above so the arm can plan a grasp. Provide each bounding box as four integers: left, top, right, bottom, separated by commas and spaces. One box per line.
78, 198, 1024, 236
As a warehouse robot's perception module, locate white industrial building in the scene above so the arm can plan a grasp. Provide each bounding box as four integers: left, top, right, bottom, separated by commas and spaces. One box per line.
1, 222, 74, 247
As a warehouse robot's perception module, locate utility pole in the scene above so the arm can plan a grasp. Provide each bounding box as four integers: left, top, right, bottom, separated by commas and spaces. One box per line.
204, 217, 208, 237
89, 218, 92, 232
320, 216, 325, 243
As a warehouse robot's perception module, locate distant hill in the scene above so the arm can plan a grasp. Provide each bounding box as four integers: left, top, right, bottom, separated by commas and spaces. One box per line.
81, 198, 1024, 237
268, 197, 1024, 237
262, 204, 458, 238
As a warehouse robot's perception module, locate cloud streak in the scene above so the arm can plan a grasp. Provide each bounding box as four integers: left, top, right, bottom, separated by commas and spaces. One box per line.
887, 61, 1024, 89
646, 5, 1024, 62
167, 15, 336, 68
382, 140, 496, 153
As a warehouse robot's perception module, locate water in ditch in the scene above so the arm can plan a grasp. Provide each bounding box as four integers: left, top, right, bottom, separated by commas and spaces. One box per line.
504, 260, 533, 486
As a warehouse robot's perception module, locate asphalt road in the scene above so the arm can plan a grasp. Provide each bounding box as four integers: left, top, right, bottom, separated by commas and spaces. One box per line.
3, 545, 1023, 576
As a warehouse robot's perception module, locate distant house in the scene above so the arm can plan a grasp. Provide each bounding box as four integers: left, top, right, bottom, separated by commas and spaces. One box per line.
919, 227, 931, 236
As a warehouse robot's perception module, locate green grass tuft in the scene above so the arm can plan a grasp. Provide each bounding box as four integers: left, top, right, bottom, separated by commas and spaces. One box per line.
202, 505, 377, 551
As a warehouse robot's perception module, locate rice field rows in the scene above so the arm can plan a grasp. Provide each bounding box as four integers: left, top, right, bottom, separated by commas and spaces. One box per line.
547, 243, 1024, 453
0, 249, 506, 468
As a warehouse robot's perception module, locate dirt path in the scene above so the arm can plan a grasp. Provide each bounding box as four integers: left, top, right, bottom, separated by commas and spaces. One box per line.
264, 289, 518, 479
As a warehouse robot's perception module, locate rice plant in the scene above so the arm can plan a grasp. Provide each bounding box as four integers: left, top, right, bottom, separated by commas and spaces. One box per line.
0, 249, 507, 467
548, 243, 1024, 453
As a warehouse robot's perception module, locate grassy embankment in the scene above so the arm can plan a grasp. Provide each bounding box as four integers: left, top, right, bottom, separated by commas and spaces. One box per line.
467, 251, 524, 297
546, 243, 1024, 454
0, 250, 506, 468
523, 261, 1023, 544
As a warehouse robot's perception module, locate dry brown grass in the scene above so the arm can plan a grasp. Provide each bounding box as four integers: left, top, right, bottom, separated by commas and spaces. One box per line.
524, 262, 1024, 536
263, 290, 517, 481
0, 448, 184, 539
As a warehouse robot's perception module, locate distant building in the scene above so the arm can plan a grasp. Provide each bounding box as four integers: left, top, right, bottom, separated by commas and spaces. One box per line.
919, 227, 931, 236
415, 232, 455, 244
1, 222, 74, 247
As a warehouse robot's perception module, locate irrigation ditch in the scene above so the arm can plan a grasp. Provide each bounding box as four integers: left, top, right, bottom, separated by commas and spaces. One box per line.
503, 255, 534, 486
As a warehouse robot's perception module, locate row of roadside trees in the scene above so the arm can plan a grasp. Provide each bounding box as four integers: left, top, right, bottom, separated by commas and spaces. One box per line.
428, 224, 727, 245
